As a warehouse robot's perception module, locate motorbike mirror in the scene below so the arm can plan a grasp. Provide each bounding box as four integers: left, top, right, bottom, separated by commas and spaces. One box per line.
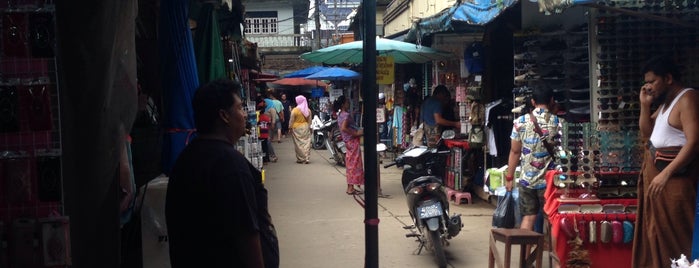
441, 130, 456, 140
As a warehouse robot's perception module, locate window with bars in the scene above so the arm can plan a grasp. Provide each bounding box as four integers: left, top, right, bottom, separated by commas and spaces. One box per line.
244, 17, 277, 34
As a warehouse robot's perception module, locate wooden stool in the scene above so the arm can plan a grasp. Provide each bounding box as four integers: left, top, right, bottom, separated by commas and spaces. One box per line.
488, 228, 544, 268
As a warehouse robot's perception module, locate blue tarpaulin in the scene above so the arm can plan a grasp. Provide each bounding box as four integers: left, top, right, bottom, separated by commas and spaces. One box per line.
159, 0, 200, 174
405, 0, 519, 42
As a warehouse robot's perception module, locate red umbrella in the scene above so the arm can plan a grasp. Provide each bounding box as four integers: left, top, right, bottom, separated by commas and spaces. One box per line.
270, 77, 328, 87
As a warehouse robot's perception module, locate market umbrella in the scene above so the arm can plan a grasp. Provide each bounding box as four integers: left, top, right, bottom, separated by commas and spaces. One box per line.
304, 67, 360, 80
300, 38, 453, 64
284, 66, 330, 78
191, 2, 226, 84
159, 0, 200, 174
271, 77, 328, 87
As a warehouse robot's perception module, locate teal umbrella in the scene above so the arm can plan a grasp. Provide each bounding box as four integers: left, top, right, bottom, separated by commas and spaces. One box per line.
300, 38, 453, 64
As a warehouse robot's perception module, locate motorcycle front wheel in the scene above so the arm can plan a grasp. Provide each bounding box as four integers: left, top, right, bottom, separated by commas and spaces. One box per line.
424, 227, 447, 268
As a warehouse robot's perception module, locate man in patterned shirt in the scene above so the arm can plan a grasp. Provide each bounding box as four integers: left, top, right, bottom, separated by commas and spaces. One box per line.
505, 86, 562, 231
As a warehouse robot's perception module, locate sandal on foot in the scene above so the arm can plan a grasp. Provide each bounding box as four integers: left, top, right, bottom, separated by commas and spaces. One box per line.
346, 190, 360, 195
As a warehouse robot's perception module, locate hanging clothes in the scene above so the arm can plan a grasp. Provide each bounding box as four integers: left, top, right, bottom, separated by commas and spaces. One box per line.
392, 105, 404, 147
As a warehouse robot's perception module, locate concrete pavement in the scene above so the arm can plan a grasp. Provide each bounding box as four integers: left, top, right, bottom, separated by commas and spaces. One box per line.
264, 136, 550, 267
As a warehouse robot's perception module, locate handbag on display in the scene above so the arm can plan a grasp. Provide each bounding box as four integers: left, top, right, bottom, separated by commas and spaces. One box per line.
2, 12, 29, 57
589, 220, 597, 243
600, 220, 612, 243
468, 125, 484, 148
0, 86, 19, 133
29, 12, 55, 58
37, 155, 61, 202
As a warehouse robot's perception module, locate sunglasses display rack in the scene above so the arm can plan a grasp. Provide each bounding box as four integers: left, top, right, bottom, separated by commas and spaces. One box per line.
590, 1, 699, 181
241, 103, 264, 171
0, 2, 70, 267
512, 23, 591, 124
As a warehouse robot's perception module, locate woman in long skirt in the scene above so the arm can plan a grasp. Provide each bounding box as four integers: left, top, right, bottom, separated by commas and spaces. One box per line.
335, 95, 364, 195
289, 95, 312, 163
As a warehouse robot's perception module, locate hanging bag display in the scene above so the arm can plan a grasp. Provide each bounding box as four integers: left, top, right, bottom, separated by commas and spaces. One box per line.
468, 125, 484, 148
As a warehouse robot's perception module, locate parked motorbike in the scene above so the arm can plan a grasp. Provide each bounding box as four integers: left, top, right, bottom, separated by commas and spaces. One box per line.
383, 130, 463, 268
321, 120, 346, 166
310, 115, 330, 150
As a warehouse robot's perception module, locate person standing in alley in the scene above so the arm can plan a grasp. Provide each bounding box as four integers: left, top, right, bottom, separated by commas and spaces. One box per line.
289, 95, 312, 164
335, 95, 365, 195
505, 86, 561, 232
166, 79, 279, 267
419, 85, 460, 147
633, 56, 699, 267
265, 89, 284, 143
281, 93, 291, 138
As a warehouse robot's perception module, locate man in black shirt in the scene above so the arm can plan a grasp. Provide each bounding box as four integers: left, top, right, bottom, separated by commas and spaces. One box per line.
166, 79, 279, 267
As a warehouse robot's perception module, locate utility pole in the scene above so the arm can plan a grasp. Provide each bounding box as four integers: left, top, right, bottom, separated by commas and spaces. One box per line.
315, 0, 321, 49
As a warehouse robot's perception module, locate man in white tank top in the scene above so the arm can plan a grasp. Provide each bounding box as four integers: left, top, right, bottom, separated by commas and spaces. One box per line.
633, 56, 699, 267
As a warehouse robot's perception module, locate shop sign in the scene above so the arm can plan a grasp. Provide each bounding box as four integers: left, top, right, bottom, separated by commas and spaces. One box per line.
330, 88, 343, 100
377, 56, 394, 85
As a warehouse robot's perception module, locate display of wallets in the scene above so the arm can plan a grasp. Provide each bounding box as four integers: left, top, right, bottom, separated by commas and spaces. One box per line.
39, 216, 72, 266
4, 157, 31, 204
0, 86, 19, 133
37, 155, 61, 202
600, 220, 612, 243
577, 219, 587, 243
10, 218, 39, 268
2, 12, 29, 57
25, 84, 53, 131
612, 220, 623, 243
0, 221, 6, 268
28, 12, 54, 58
589, 220, 597, 243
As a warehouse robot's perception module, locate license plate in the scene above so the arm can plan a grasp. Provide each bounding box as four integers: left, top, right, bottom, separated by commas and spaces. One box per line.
417, 202, 443, 219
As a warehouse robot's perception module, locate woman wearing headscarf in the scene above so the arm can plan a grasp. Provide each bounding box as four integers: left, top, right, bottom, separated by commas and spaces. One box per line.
289, 95, 312, 163
334, 95, 364, 195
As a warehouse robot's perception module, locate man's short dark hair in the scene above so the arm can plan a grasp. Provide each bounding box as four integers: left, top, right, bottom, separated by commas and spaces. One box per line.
531, 86, 553, 105
193, 79, 242, 134
433, 85, 449, 97
642, 56, 682, 82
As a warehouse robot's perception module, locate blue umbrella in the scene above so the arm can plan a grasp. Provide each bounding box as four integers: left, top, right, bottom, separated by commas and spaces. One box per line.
304, 67, 360, 81
284, 66, 330, 78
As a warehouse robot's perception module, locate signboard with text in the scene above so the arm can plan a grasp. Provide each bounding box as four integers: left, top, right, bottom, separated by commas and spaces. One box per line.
377, 56, 394, 85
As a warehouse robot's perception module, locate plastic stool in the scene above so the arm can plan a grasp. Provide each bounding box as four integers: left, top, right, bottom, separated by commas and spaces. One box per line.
488, 228, 544, 268
445, 187, 458, 201
453, 191, 472, 204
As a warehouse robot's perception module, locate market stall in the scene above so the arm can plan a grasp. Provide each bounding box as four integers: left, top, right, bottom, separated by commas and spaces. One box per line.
543, 170, 638, 268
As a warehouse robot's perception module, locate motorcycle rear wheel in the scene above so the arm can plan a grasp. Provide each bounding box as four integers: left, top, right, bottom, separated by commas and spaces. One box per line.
312, 135, 325, 150
425, 227, 447, 268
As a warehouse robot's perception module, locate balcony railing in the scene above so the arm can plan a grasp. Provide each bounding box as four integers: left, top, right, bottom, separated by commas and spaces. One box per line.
245, 34, 311, 48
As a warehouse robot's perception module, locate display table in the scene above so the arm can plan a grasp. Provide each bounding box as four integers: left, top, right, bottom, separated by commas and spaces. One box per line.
444, 139, 470, 190
543, 171, 637, 268
444, 139, 470, 150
